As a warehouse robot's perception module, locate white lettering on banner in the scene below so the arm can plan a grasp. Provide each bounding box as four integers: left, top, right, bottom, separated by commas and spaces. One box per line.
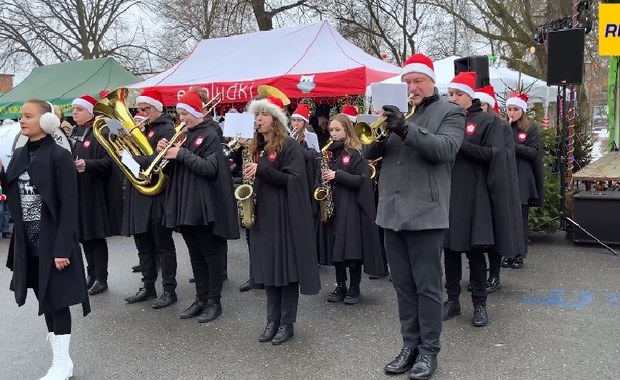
226, 83, 238, 101
177, 82, 258, 103
238, 83, 249, 99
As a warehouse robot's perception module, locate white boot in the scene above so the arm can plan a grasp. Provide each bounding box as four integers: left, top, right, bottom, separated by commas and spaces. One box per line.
39, 332, 56, 380
47, 334, 73, 380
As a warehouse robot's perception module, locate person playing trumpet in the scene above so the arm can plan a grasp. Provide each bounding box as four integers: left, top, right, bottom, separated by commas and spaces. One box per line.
157, 89, 239, 323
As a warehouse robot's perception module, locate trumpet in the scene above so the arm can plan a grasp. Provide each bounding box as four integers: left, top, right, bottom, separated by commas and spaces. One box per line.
222, 137, 242, 157
355, 96, 416, 145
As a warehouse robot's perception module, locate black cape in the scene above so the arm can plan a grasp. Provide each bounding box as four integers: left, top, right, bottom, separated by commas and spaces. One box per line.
163, 120, 240, 240
316, 141, 385, 276
512, 122, 544, 207
249, 137, 321, 295
3, 135, 90, 316
71, 122, 123, 240
122, 114, 176, 236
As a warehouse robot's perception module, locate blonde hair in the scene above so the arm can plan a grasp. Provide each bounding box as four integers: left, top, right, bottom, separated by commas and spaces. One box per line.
511, 112, 531, 132
330, 113, 362, 151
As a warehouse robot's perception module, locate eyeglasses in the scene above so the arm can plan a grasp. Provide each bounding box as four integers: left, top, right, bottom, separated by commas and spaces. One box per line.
139, 106, 151, 112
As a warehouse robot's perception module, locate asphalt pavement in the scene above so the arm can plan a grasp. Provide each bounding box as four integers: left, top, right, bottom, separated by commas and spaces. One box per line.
1, 231, 619, 380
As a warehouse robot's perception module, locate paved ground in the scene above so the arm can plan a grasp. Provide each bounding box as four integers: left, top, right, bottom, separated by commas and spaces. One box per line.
1, 231, 619, 380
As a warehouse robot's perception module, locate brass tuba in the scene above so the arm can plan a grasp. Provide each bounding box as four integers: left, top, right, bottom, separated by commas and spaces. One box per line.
93, 88, 167, 196
234, 146, 255, 228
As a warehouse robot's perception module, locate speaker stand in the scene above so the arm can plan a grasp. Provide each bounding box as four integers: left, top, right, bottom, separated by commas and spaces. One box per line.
531, 85, 617, 256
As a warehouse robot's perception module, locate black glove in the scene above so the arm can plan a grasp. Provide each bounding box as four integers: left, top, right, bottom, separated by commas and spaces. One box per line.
382, 105, 408, 140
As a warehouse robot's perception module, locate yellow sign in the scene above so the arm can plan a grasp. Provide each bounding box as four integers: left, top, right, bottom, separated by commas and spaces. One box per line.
600, 4, 620, 56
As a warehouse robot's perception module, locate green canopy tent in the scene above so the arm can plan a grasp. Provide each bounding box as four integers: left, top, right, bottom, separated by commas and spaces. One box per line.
0, 57, 140, 120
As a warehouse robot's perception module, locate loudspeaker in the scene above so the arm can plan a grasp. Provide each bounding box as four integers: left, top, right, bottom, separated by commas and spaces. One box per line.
572, 191, 620, 246
546, 29, 585, 85
454, 56, 490, 88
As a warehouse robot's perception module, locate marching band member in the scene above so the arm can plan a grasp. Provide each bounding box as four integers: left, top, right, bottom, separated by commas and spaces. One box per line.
71, 94, 122, 295
365, 53, 465, 379
244, 96, 320, 345
341, 104, 358, 124
123, 89, 178, 309
2, 100, 89, 380
158, 89, 239, 323
317, 113, 384, 305
443, 73, 523, 327
502, 92, 544, 269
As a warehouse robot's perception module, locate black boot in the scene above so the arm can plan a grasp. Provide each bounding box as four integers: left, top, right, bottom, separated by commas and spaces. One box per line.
88, 280, 108, 295
486, 277, 502, 293
384, 347, 418, 374
472, 304, 489, 327
197, 300, 222, 323
511, 258, 524, 269
442, 300, 461, 321
258, 321, 280, 342
408, 354, 438, 380
344, 285, 360, 305
124, 287, 156, 304
271, 323, 294, 345
500, 257, 513, 268
327, 284, 347, 302
239, 279, 252, 292
86, 275, 95, 289
152, 291, 177, 309
180, 298, 205, 319
131, 264, 141, 273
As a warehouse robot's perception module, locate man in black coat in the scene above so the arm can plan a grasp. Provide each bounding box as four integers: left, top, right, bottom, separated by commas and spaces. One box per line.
123, 90, 178, 309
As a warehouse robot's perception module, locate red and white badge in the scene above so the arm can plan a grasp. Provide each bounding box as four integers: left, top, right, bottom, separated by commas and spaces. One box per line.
518, 132, 527, 142
465, 123, 477, 136
147, 130, 155, 140
83, 140, 91, 148
342, 154, 351, 166
194, 136, 204, 147
268, 152, 277, 162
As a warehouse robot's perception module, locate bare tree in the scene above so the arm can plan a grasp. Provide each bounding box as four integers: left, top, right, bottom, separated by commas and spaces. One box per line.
0, 0, 157, 75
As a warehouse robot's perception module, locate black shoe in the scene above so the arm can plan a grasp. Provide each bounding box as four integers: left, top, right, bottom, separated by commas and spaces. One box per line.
239, 279, 252, 292
408, 354, 438, 380
86, 275, 95, 289
486, 277, 502, 293
88, 280, 108, 295
258, 321, 280, 342
197, 301, 222, 323
180, 299, 205, 319
472, 304, 488, 327
189, 278, 195, 283
124, 287, 156, 304
384, 346, 418, 374
2, 232, 11, 239
271, 323, 294, 345
152, 291, 177, 309
344, 286, 360, 305
442, 300, 461, 321
369, 271, 389, 280
511, 258, 524, 269
500, 257, 513, 268
131, 264, 141, 273
327, 284, 347, 302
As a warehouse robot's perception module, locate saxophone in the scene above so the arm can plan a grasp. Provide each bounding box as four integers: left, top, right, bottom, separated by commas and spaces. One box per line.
234, 146, 255, 228
313, 139, 335, 222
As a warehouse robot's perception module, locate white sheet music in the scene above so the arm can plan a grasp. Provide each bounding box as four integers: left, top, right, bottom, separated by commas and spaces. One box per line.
370, 83, 409, 113
304, 131, 320, 153
223, 113, 255, 138
120, 150, 141, 178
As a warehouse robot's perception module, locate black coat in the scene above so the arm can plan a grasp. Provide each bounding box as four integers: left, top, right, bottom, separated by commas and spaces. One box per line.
122, 114, 176, 236
71, 122, 122, 240
163, 120, 239, 240
512, 122, 544, 207
249, 137, 321, 295
316, 142, 385, 275
3, 136, 90, 316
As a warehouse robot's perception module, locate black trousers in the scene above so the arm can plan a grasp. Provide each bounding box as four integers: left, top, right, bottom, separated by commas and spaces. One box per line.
82, 238, 108, 282
335, 261, 362, 287
245, 228, 251, 277
444, 248, 487, 306
30, 256, 72, 335
487, 250, 502, 279
265, 283, 299, 324
520, 205, 529, 258
384, 229, 444, 355
180, 225, 225, 302
378, 226, 389, 273
134, 219, 177, 292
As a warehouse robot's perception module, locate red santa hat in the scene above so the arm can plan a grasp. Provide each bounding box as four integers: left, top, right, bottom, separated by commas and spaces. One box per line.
506, 92, 529, 111
475, 85, 499, 113
176, 91, 204, 118
448, 72, 477, 99
134, 112, 147, 121
291, 104, 310, 123
401, 53, 435, 82
136, 89, 164, 112
71, 95, 97, 115
341, 105, 358, 122
247, 96, 288, 126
